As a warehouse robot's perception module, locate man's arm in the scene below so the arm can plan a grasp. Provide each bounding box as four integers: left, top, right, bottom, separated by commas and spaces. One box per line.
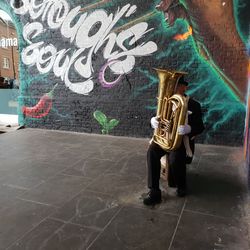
188, 100, 205, 138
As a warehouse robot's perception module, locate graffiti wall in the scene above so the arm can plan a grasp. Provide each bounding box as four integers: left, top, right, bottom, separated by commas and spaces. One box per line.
0, 0, 250, 146
245, 38, 250, 185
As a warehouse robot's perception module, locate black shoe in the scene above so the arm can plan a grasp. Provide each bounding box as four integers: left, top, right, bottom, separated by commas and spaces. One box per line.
143, 190, 162, 206
177, 188, 187, 197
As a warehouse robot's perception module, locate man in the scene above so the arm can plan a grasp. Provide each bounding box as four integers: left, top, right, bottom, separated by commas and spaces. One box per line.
0, 77, 5, 88
143, 76, 204, 206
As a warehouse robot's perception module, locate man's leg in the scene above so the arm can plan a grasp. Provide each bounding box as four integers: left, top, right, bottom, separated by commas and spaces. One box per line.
168, 161, 177, 188
168, 143, 187, 196
144, 141, 166, 205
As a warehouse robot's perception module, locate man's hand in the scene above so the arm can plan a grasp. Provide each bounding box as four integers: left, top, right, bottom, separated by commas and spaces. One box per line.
151, 117, 159, 129
178, 125, 191, 135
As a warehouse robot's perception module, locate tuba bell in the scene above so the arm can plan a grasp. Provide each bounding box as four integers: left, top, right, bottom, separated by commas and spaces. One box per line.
152, 68, 188, 151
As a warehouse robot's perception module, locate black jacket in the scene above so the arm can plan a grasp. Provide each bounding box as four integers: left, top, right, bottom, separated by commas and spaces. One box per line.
186, 98, 205, 163
188, 98, 204, 138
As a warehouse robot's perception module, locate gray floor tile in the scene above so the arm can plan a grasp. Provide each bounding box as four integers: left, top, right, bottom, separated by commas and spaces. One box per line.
0, 184, 26, 209
93, 145, 128, 161
88, 206, 178, 250
8, 219, 99, 250
51, 190, 121, 230
185, 172, 246, 218
0, 157, 30, 172
106, 152, 147, 178
0, 129, 248, 249
109, 137, 149, 154
196, 151, 245, 176
86, 173, 146, 203
7, 218, 64, 250
0, 199, 54, 249
0, 163, 65, 189
61, 158, 114, 178
171, 210, 249, 250
19, 174, 91, 207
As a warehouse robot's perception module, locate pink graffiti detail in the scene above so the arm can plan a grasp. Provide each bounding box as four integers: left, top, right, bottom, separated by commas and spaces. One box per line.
99, 60, 124, 88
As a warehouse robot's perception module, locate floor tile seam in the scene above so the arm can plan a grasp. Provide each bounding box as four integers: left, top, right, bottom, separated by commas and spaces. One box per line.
1, 172, 88, 192
48, 189, 122, 229
87, 156, 127, 162
63, 156, 120, 171
109, 167, 148, 178
59, 148, 106, 157
51, 156, 98, 178
183, 208, 238, 219
108, 152, 132, 165
77, 157, 115, 163
167, 198, 187, 250
104, 156, 146, 171
78, 168, 114, 191
68, 188, 119, 199
25, 217, 79, 248
2, 183, 29, 191
0, 163, 35, 174
47, 216, 103, 232
35, 128, 149, 142
83, 187, 113, 197
17, 197, 59, 208
87, 172, 136, 178
67, 210, 111, 232
101, 172, 147, 181
195, 155, 202, 169
122, 203, 180, 217
44, 169, 116, 214
59, 172, 92, 180
86, 206, 124, 250
85, 182, 146, 198
189, 165, 244, 172
67, 157, 91, 169
68, 204, 121, 221
5, 204, 58, 250
15, 161, 91, 196
12, 169, 82, 196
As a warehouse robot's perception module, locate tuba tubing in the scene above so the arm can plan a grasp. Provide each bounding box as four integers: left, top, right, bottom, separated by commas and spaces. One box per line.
152, 68, 188, 151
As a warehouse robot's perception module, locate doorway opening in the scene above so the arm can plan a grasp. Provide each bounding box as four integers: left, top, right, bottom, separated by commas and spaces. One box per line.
0, 9, 20, 130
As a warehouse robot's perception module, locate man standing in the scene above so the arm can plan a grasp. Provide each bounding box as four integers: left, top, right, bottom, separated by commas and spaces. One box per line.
143, 76, 204, 206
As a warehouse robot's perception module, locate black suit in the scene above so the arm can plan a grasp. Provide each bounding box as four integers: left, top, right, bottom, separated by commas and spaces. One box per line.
147, 97, 204, 191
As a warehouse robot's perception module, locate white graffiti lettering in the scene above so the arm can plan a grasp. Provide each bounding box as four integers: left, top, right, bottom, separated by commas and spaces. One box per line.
11, 0, 158, 95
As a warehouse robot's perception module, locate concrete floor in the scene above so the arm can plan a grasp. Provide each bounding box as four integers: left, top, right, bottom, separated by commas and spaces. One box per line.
0, 128, 249, 250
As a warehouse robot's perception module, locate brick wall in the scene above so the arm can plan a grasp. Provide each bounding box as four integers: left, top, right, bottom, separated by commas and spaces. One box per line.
0, 0, 250, 146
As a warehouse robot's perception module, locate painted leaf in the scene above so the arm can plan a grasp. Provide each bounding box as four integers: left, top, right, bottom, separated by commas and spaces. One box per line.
93, 110, 107, 127
107, 119, 119, 130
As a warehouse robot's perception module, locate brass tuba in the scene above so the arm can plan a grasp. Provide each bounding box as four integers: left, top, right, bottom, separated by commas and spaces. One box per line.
152, 68, 188, 151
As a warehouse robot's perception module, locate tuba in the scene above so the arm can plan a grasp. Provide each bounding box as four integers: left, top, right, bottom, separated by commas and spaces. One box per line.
152, 68, 188, 151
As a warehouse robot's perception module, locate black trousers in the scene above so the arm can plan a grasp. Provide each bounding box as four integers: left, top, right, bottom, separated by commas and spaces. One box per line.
147, 141, 187, 191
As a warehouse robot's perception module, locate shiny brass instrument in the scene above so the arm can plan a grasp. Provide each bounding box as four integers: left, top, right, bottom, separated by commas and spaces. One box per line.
152, 68, 188, 151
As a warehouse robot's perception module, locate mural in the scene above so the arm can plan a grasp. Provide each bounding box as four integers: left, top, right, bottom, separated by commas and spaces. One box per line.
245, 39, 250, 186
0, 0, 249, 145
22, 83, 57, 118
157, 0, 248, 102
93, 110, 119, 134
17, 1, 157, 95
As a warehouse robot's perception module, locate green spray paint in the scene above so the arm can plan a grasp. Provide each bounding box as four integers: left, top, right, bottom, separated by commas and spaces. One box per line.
132, 11, 245, 142
93, 110, 119, 134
